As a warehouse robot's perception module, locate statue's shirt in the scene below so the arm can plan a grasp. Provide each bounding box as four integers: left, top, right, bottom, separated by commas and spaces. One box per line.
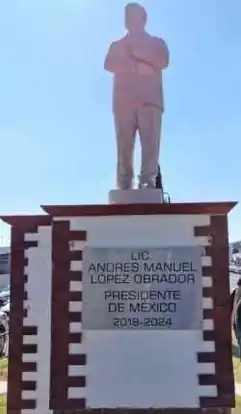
105, 34, 168, 113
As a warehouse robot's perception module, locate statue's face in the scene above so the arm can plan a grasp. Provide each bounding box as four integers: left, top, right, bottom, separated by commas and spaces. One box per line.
125, 4, 146, 33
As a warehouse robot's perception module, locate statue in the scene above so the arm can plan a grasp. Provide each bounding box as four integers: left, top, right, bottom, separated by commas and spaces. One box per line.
104, 2, 169, 190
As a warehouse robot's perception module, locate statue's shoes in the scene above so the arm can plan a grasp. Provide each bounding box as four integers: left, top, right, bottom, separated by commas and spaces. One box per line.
119, 186, 132, 190
138, 181, 156, 189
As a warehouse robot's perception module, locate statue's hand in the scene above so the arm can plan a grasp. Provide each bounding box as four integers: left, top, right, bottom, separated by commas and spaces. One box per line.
125, 33, 154, 68
136, 61, 155, 75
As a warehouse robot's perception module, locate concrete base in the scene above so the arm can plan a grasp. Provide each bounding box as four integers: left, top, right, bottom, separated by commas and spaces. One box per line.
109, 188, 164, 204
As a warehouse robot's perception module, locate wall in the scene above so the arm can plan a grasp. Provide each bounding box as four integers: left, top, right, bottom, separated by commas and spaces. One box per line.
23, 226, 52, 413
51, 213, 214, 409
4, 205, 235, 413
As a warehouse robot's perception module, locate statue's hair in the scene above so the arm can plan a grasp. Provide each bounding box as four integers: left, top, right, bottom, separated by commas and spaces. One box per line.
125, 3, 147, 24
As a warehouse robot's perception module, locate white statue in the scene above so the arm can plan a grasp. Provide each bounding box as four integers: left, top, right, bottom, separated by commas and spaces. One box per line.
104, 2, 169, 190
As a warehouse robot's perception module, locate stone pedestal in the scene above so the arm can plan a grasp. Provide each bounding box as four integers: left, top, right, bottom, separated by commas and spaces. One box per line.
109, 188, 164, 204
1, 201, 237, 413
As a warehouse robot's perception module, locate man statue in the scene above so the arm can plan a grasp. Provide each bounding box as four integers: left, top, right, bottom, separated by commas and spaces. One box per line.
104, 2, 169, 190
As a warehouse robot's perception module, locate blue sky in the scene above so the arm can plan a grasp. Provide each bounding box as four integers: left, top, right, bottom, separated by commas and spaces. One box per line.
0, 0, 241, 244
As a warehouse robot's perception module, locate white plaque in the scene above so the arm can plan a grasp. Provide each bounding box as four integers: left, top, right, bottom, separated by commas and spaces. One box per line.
82, 246, 202, 330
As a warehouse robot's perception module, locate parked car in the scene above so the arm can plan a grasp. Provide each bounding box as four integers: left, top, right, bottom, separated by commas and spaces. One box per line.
0, 310, 8, 357
1, 301, 9, 318
0, 285, 10, 307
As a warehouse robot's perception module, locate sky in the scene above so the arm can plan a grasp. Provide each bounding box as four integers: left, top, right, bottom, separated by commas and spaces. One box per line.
0, 0, 241, 244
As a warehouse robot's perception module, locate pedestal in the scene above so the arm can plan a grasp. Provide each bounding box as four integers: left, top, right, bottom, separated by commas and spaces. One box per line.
109, 188, 164, 204
1, 201, 237, 414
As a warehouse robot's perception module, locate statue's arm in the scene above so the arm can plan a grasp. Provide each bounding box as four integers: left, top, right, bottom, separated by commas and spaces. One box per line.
131, 38, 169, 70
104, 42, 135, 74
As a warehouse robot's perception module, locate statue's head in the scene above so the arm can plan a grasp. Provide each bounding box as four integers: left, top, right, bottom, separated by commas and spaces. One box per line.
125, 3, 147, 34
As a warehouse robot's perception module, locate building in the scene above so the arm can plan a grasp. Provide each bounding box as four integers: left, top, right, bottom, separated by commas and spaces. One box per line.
0, 247, 10, 289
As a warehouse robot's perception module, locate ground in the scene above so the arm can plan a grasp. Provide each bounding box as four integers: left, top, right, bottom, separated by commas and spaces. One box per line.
0, 393, 6, 413
0, 358, 7, 381
234, 396, 241, 413
233, 338, 241, 412
233, 356, 241, 383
